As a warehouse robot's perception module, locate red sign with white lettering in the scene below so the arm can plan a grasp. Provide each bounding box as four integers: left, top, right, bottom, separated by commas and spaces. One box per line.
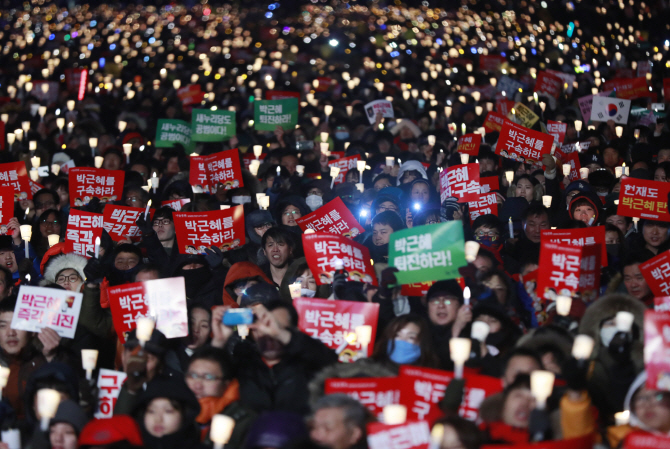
189, 149, 244, 192
296, 197, 365, 237
69, 168, 124, 206
457, 133, 482, 156
302, 233, 377, 286
534, 71, 563, 99
618, 177, 670, 222
173, 206, 245, 254
103, 205, 153, 243
325, 377, 400, 419
439, 164, 480, 204
496, 122, 553, 164
639, 250, 670, 297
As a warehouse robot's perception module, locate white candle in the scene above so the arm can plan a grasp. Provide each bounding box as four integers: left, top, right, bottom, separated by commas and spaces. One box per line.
144, 199, 152, 220
449, 338, 471, 379
615, 166, 623, 178
580, 167, 589, 179
150, 173, 159, 194
81, 349, 98, 381
572, 335, 595, 360
37, 389, 61, 431
556, 295, 572, 316
48, 234, 60, 247
289, 282, 301, 299
505, 171, 514, 183
471, 321, 490, 342
464, 241, 480, 263
562, 164, 571, 176
135, 317, 155, 347
508, 218, 514, 238
210, 414, 236, 449
20, 225, 31, 259
542, 195, 552, 208
94, 236, 100, 259
463, 287, 471, 306
355, 325, 372, 356
633, 217, 639, 232
614, 410, 630, 426
383, 405, 407, 425
615, 311, 634, 332
530, 370, 555, 410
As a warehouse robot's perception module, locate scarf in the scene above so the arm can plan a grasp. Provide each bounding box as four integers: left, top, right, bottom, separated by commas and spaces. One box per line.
195, 379, 240, 424
485, 421, 530, 445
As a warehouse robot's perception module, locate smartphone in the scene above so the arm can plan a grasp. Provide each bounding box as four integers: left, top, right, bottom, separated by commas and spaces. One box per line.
223, 308, 254, 326
296, 141, 314, 151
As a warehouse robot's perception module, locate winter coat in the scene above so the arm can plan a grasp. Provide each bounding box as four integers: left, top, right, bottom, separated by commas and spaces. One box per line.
222, 262, 274, 307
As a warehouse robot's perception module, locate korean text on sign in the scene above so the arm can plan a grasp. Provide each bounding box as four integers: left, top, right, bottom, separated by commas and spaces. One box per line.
325, 378, 400, 419
173, 205, 245, 255
65, 210, 104, 258
439, 163, 480, 203
540, 226, 609, 266
296, 197, 365, 238
328, 155, 361, 185
366, 421, 431, 449
0, 161, 31, 200
94, 369, 127, 419
69, 168, 124, 206
302, 233, 377, 286
640, 250, 670, 297
497, 122, 552, 164
103, 205, 151, 243
189, 149, 244, 192
618, 177, 670, 222
536, 242, 582, 299
11, 286, 83, 338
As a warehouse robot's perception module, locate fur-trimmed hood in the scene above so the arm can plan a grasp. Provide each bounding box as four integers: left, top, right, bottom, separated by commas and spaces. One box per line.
43, 253, 88, 284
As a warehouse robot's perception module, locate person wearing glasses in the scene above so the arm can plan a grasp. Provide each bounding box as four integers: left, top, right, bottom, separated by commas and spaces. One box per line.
137, 207, 178, 275
123, 184, 150, 209
30, 209, 63, 259
184, 347, 255, 447
274, 196, 309, 232
44, 252, 87, 294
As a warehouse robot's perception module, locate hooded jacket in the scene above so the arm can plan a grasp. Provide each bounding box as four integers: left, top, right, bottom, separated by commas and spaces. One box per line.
131, 378, 203, 449
396, 161, 428, 186
173, 256, 226, 310
23, 362, 79, 428
569, 190, 603, 225
278, 257, 331, 302
222, 262, 274, 307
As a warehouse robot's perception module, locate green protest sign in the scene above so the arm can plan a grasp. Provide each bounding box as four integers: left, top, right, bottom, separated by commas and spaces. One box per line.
388, 221, 467, 285
155, 119, 192, 149
191, 109, 236, 142
254, 98, 299, 131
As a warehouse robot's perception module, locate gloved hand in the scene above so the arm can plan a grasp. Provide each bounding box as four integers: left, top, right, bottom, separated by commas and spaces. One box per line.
204, 246, 224, 268
18, 259, 32, 283
135, 213, 154, 236
440, 378, 465, 413
124, 347, 148, 394
529, 408, 551, 442
608, 331, 633, 363
332, 270, 348, 299
84, 255, 106, 284
83, 197, 101, 213
561, 357, 590, 391
378, 267, 399, 300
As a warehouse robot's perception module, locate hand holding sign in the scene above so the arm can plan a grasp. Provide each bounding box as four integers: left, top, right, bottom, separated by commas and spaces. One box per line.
38, 327, 61, 362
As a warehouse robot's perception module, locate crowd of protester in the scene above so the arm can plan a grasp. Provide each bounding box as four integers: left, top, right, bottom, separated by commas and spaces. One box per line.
0, 0, 667, 449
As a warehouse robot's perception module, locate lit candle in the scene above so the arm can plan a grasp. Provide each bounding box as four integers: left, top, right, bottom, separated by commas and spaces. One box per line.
556, 295, 572, 316
296, 165, 304, 177
449, 338, 471, 379
289, 282, 301, 299
253, 145, 262, 159
355, 325, 372, 356
237, 324, 249, 339
123, 143, 132, 164
542, 195, 552, 208
135, 317, 155, 348
614, 410, 630, 426
144, 199, 152, 221
51, 164, 60, 176
210, 414, 236, 449
615, 311, 634, 332
0, 366, 9, 398
37, 389, 61, 431
579, 168, 589, 179
615, 166, 623, 178
460, 153, 469, 165
386, 156, 394, 167
471, 321, 490, 342
151, 172, 159, 194
330, 167, 340, 189
382, 405, 407, 425
463, 286, 471, 306
48, 234, 60, 247
81, 349, 98, 381
357, 160, 366, 184
572, 335, 595, 360
633, 217, 639, 232
464, 241, 480, 263
508, 217, 514, 238
562, 164, 571, 176
94, 156, 104, 168
530, 370, 555, 410
505, 171, 514, 183
20, 225, 31, 259
94, 236, 100, 259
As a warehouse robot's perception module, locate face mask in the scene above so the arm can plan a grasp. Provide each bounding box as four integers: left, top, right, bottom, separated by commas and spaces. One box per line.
335, 132, 349, 140
387, 339, 421, 365
477, 236, 502, 251
306, 195, 323, 211
606, 243, 621, 257
179, 266, 213, 299
600, 326, 618, 348
232, 196, 251, 205
300, 288, 316, 298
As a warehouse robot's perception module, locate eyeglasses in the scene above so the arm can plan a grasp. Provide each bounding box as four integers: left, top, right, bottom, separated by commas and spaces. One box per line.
254, 223, 273, 231
426, 219, 439, 225
428, 298, 455, 306
40, 220, 59, 227
126, 197, 141, 203
56, 274, 80, 284
152, 219, 172, 227
475, 230, 500, 239
283, 210, 300, 216
376, 205, 398, 213
186, 372, 223, 382
634, 392, 667, 406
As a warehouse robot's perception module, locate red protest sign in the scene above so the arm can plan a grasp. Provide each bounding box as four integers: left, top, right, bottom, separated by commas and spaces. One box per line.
69, 168, 124, 206
540, 226, 608, 266
328, 154, 361, 185
536, 242, 583, 299
479, 54, 506, 72
483, 111, 510, 133
103, 205, 152, 243
644, 310, 670, 391
296, 197, 365, 237
482, 435, 594, 449
161, 199, 191, 211
639, 250, 670, 297
65, 210, 104, 258
315, 77, 335, 92
457, 133, 482, 156
547, 121, 567, 145
398, 366, 503, 423
579, 243, 602, 303
302, 233, 377, 286
401, 281, 435, 297
439, 164, 480, 204
480, 176, 500, 193
534, 71, 563, 99
293, 297, 379, 362
177, 84, 204, 107
603, 77, 648, 100
325, 377, 400, 419
94, 369, 127, 418
624, 431, 670, 449
468, 193, 498, 224
618, 177, 670, 221
559, 152, 582, 182
366, 421, 431, 449
496, 122, 553, 164
108, 277, 188, 343
0, 186, 14, 229
265, 90, 301, 101
655, 297, 670, 312
173, 206, 245, 254
0, 162, 31, 200
188, 149, 244, 192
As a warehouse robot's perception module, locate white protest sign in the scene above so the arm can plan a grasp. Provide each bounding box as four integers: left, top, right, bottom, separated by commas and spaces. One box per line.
94, 369, 127, 418
11, 286, 83, 338
590, 96, 632, 124
364, 100, 394, 124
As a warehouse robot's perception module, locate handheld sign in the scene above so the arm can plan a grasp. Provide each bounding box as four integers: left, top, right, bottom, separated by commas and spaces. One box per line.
590, 96, 631, 124
367, 421, 431, 449
173, 205, 245, 254
389, 221, 467, 285
639, 250, 670, 297
618, 177, 670, 222
69, 168, 124, 206
302, 233, 377, 286
364, 100, 394, 124
254, 98, 299, 131
296, 197, 364, 237
94, 369, 127, 419
65, 209, 104, 258
643, 310, 670, 391
0, 161, 32, 200
325, 377, 400, 419
0, 186, 15, 233
457, 133, 482, 156
439, 163, 480, 203
12, 286, 83, 338
189, 149, 244, 192
155, 119, 192, 149
534, 71, 563, 99
103, 205, 152, 243
496, 121, 553, 164
190, 109, 236, 142
327, 155, 361, 185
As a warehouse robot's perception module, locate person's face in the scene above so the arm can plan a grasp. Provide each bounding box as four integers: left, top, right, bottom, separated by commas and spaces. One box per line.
475, 314, 502, 333
281, 155, 298, 176
373, 178, 392, 191
439, 425, 464, 449
153, 217, 176, 243
643, 223, 668, 249
623, 263, 652, 300
395, 322, 420, 345
125, 190, 146, 208
401, 171, 418, 184
0, 311, 29, 356
474, 226, 500, 243
573, 204, 596, 224
130, 164, 149, 183
473, 254, 493, 275
56, 186, 69, 208
515, 179, 534, 202
0, 250, 17, 273
264, 236, 291, 268
34, 193, 58, 217
523, 213, 550, 243
655, 167, 668, 182
633, 388, 670, 433
188, 308, 211, 350
135, 270, 160, 282
502, 387, 535, 428
254, 222, 273, 238
49, 423, 78, 449
427, 294, 459, 326
603, 148, 619, 168
503, 355, 541, 387
372, 223, 393, 246
166, 157, 180, 175
658, 150, 670, 164
310, 407, 362, 449
103, 153, 122, 171
411, 183, 430, 204
39, 212, 61, 238
186, 359, 225, 399
114, 252, 140, 271
144, 398, 182, 438
479, 158, 495, 173
605, 230, 621, 245
606, 215, 629, 235
483, 275, 507, 304
56, 269, 82, 293
296, 269, 317, 291
375, 201, 398, 215
282, 205, 302, 226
